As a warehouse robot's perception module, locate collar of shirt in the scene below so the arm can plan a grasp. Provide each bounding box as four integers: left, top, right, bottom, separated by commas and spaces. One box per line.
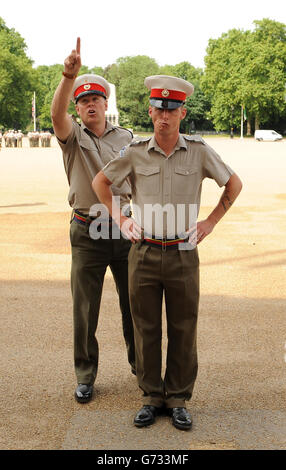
147, 134, 187, 157
82, 120, 115, 139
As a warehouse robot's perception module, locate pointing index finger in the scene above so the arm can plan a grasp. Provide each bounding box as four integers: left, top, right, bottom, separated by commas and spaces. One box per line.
76, 37, 81, 55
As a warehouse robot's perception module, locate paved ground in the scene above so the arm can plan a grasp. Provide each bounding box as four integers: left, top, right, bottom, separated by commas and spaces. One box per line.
0, 136, 285, 450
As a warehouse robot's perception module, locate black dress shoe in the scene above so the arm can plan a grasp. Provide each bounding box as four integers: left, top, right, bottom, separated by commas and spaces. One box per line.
134, 405, 159, 427
169, 407, 192, 430
74, 384, 93, 403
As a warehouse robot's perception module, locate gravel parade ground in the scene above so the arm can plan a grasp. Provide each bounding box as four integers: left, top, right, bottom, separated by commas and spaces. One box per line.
0, 136, 285, 452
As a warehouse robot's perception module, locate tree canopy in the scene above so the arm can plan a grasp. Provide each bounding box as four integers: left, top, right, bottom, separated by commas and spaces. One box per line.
105, 55, 160, 130
202, 19, 286, 133
0, 18, 35, 130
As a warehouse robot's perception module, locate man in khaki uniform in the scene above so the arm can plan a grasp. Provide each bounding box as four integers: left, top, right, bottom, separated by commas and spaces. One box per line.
51, 38, 135, 403
16, 130, 23, 147
93, 75, 242, 429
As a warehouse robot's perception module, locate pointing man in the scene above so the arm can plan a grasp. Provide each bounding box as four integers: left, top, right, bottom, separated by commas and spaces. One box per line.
51, 38, 135, 403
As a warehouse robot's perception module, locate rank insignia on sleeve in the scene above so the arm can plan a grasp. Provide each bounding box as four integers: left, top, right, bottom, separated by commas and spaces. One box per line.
120, 146, 126, 157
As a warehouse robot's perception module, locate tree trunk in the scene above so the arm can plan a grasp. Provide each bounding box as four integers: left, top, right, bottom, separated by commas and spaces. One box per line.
255, 115, 260, 130
246, 119, 252, 136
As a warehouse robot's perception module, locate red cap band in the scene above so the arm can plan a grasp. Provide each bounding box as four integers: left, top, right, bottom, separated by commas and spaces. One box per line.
74, 83, 107, 99
150, 88, 186, 101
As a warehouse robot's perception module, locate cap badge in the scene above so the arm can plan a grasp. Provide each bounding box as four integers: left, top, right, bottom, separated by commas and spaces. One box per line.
84, 84, 91, 90
162, 89, 170, 98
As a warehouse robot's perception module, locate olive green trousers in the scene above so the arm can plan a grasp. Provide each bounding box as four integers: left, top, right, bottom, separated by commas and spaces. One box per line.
70, 219, 135, 385
128, 241, 199, 408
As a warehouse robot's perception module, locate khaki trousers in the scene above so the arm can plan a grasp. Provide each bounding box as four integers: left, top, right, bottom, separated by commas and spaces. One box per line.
128, 241, 199, 408
70, 219, 135, 385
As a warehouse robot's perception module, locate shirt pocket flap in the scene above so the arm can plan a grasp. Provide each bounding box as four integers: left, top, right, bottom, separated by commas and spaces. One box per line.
175, 166, 198, 176
136, 166, 160, 176
79, 138, 95, 150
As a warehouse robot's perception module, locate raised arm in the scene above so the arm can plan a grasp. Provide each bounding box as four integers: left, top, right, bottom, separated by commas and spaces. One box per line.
51, 37, 82, 142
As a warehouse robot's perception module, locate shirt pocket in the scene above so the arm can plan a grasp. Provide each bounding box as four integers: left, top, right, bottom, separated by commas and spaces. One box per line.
79, 137, 96, 151
173, 166, 198, 195
135, 166, 160, 195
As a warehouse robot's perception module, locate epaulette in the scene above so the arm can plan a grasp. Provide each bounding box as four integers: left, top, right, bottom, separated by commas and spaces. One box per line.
130, 136, 151, 146
116, 126, 134, 138
183, 134, 206, 144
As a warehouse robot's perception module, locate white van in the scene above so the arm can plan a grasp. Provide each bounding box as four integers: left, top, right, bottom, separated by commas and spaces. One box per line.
254, 130, 283, 141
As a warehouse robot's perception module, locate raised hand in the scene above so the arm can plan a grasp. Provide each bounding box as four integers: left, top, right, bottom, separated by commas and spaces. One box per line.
64, 37, 82, 77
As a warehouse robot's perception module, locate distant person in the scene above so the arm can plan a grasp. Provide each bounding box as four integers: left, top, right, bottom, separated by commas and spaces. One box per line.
16, 130, 23, 147
5, 130, 15, 148
93, 75, 242, 430
28, 131, 40, 147
51, 38, 135, 404
12, 130, 17, 147
40, 131, 52, 147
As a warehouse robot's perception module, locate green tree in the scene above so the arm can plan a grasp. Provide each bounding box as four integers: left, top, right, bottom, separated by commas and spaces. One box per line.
90, 66, 104, 76
239, 19, 286, 133
106, 56, 159, 130
202, 28, 249, 131
33, 64, 74, 130
0, 17, 35, 130
202, 19, 286, 134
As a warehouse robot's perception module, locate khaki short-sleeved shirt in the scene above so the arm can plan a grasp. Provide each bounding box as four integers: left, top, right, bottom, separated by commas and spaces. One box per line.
102, 134, 234, 237
57, 119, 132, 213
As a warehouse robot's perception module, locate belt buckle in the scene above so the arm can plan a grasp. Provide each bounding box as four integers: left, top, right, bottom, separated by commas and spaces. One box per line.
162, 236, 167, 252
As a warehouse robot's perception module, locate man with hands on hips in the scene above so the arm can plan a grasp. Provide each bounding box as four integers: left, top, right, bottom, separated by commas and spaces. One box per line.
92, 74, 242, 430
